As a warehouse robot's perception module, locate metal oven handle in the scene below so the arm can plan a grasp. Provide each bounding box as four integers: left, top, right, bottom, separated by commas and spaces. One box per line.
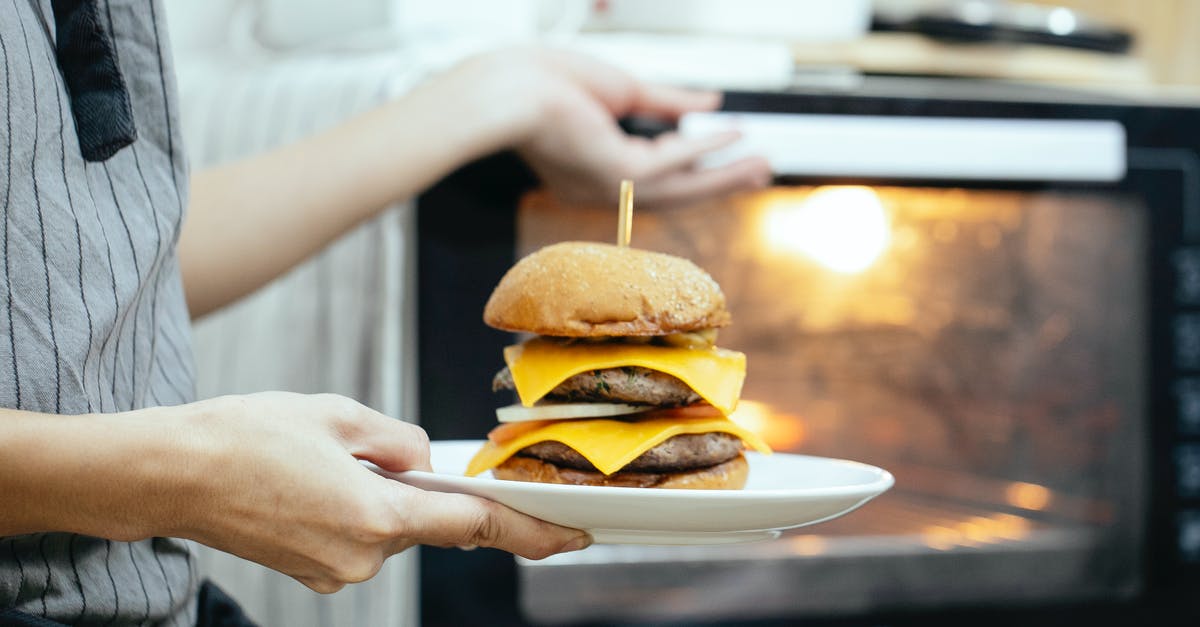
680, 112, 1127, 182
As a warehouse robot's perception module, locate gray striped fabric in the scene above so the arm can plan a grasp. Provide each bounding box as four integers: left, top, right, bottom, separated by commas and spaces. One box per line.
1, 0, 198, 625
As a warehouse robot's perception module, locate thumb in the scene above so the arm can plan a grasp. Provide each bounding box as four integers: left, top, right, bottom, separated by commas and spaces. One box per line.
399, 489, 591, 560
628, 84, 721, 120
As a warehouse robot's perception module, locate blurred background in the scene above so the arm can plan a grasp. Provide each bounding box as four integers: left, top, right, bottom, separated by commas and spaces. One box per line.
160, 1, 1200, 626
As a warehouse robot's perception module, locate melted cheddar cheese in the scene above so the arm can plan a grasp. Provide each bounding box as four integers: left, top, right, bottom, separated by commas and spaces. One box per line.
466, 415, 771, 477
504, 338, 746, 415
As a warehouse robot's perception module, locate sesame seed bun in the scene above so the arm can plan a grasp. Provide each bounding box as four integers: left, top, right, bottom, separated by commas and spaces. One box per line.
483, 242, 731, 337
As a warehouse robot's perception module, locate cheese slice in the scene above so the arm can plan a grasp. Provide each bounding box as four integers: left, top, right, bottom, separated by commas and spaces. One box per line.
504, 339, 746, 415
466, 415, 771, 477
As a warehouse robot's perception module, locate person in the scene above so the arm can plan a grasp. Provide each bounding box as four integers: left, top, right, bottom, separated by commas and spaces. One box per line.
0, 2, 771, 625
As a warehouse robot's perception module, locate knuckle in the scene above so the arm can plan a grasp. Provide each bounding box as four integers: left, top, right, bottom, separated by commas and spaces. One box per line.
343, 493, 397, 540
465, 501, 503, 546
326, 393, 362, 416
391, 487, 427, 538
404, 424, 431, 460
407, 423, 430, 447
356, 508, 401, 543
319, 393, 367, 430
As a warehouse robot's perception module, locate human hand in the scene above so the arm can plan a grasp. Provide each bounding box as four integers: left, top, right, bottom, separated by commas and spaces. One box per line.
172, 392, 590, 593
466, 48, 771, 209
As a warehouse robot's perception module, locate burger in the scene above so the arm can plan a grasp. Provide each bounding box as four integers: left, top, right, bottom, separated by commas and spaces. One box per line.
465, 241, 770, 489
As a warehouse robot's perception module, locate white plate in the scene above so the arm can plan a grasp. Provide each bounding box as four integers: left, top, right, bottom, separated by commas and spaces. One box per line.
389, 441, 893, 545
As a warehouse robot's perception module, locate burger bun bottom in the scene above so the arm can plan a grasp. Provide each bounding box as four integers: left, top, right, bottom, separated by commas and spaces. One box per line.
494, 453, 748, 489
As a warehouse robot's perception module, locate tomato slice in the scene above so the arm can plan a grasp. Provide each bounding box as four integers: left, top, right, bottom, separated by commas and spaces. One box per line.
642, 403, 725, 419
487, 420, 555, 445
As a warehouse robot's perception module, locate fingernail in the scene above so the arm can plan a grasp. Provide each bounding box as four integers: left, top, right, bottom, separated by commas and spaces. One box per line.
559, 534, 592, 554
457, 544, 477, 551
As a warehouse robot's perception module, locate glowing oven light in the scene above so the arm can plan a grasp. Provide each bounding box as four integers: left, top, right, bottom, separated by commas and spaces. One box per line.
762, 186, 890, 273
1005, 482, 1053, 511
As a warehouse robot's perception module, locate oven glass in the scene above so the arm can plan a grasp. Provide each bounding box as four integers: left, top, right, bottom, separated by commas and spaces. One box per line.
514, 185, 1147, 621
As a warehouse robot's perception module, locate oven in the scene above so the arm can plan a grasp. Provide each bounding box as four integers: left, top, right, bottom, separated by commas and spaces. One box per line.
415, 77, 1200, 626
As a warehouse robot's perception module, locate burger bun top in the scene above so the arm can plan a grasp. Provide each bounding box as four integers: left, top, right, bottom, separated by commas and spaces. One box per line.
483, 241, 731, 337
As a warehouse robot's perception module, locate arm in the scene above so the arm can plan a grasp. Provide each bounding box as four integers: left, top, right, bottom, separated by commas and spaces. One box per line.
0, 394, 589, 593
180, 49, 769, 317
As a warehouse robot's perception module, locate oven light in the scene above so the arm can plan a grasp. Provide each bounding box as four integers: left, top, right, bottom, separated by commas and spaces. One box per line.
762, 186, 890, 273
1005, 481, 1053, 511
1046, 7, 1078, 36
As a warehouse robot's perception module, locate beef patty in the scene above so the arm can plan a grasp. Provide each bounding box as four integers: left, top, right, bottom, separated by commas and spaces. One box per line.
517, 432, 743, 473
493, 366, 701, 406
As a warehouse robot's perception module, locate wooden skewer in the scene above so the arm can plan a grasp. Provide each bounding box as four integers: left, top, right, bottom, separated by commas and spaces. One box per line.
617, 179, 633, 247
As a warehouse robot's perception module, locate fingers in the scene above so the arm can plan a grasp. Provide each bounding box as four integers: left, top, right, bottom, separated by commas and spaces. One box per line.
629, 84, 721, 120
635, 130, 742, 179
543, 48, 720, 119
328, 397, 432, 473
401, 490, 591, 560
637, 156, 772, 210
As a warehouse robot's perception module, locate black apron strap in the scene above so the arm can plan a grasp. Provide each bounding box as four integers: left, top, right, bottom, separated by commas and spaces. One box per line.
0, 607, 69, 627
196, 580, 260, 627
49, 0, 137, 161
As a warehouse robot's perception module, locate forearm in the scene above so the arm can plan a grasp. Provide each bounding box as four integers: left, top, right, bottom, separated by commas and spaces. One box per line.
0, 407, 195, 540
180, 56, 539, 317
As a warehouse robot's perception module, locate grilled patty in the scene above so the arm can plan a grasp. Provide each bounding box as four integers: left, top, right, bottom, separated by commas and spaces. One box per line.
493, 366, 701, 406
517, 432, 743, 473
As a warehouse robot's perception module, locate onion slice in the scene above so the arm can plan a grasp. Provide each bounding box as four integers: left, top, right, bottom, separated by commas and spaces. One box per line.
495, 402, 648, 423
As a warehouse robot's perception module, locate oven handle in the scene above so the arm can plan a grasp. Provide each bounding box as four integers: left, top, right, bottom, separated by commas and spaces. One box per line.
680, 112, 1126, 182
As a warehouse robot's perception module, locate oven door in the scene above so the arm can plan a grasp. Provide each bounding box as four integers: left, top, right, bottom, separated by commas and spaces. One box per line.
516, 111, 1148, 624
416, 85, 1200, 626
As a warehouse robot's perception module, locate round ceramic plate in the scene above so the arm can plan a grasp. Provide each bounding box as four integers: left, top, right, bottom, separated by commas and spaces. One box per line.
387, 440, 893, 545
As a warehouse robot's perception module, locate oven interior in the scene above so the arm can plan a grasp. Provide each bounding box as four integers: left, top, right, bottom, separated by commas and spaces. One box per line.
512, 184, 1148, 623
